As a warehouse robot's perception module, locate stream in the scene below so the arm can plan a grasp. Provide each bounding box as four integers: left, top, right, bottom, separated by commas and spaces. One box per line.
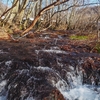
0, 33, 100, 100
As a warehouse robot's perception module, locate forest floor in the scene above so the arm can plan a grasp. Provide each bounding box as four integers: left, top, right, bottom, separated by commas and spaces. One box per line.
0, 30, 100, 99
0, 30, 99, 58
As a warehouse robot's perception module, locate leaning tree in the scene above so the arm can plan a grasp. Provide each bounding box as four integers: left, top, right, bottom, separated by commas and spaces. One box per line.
0, 0, 69, 38
21, 0, 70, 36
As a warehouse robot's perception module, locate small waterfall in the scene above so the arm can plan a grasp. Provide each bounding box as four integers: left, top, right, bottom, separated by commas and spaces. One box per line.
0, 62, 100, 100
0, 35, 100, 100
52, 58, 100, 100
54, 66, 100, 100
35, 49, 67, 54
34, 47, 100, 100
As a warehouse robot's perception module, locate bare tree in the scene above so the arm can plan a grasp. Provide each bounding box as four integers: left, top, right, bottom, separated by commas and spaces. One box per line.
21, 0, 69, 36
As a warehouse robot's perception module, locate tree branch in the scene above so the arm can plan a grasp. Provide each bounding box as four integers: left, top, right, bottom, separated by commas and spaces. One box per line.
51, 3, 100, 18
0, 0, 19, 20
21, 0, 69, 36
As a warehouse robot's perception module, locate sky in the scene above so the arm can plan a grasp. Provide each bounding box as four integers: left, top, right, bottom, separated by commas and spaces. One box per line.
89, 0, 99, 3
2, 0, 99, 7
2, 0, 12, 6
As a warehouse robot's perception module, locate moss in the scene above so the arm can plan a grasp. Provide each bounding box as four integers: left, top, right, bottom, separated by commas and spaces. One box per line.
95, 43, 100, 53
70, 35, 88, 40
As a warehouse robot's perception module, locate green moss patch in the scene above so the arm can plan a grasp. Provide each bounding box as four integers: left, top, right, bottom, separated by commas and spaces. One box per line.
95, 43, 100, 53
70, 35, 88, 40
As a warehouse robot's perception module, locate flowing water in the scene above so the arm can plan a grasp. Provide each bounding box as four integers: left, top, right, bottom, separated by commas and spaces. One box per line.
0, 34, 100, 100
0, 62, 100, 100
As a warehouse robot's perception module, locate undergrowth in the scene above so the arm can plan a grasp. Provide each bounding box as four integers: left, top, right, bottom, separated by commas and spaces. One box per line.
70, 35, 88, 40
95, 43, 100, 53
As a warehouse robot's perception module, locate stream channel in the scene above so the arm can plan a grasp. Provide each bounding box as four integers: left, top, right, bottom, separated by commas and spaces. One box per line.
0, 32, 100, 100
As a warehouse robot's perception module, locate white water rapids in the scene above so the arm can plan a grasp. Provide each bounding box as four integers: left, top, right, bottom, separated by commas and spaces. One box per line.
56, 80, 100, 100
54, 66, 100, 100
0, 64, 100, 100
0, 46, 100, 100
33, 66, 100, 100
0, 80, 7, 100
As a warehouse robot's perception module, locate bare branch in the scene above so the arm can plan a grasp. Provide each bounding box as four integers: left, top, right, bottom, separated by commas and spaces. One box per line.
0, 0, 19, 20
51, 3, 100, 18
21, 0, 69, 36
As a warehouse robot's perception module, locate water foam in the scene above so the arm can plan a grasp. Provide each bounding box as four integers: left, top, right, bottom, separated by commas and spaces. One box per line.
55, 66, 100, 100
0, 80, 7, 100
60, 85, 100, 100
35, 49, 67, 54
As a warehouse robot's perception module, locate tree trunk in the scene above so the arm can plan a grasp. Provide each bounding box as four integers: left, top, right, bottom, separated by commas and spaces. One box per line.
0, 0, 19, 20
21, 0, 69, 36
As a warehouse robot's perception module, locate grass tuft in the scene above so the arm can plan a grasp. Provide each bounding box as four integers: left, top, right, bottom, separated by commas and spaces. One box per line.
95, 43, 100, 53
70, 35, 88, 40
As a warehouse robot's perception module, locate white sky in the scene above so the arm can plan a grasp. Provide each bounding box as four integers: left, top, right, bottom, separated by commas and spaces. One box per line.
2, 0, 99, 7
